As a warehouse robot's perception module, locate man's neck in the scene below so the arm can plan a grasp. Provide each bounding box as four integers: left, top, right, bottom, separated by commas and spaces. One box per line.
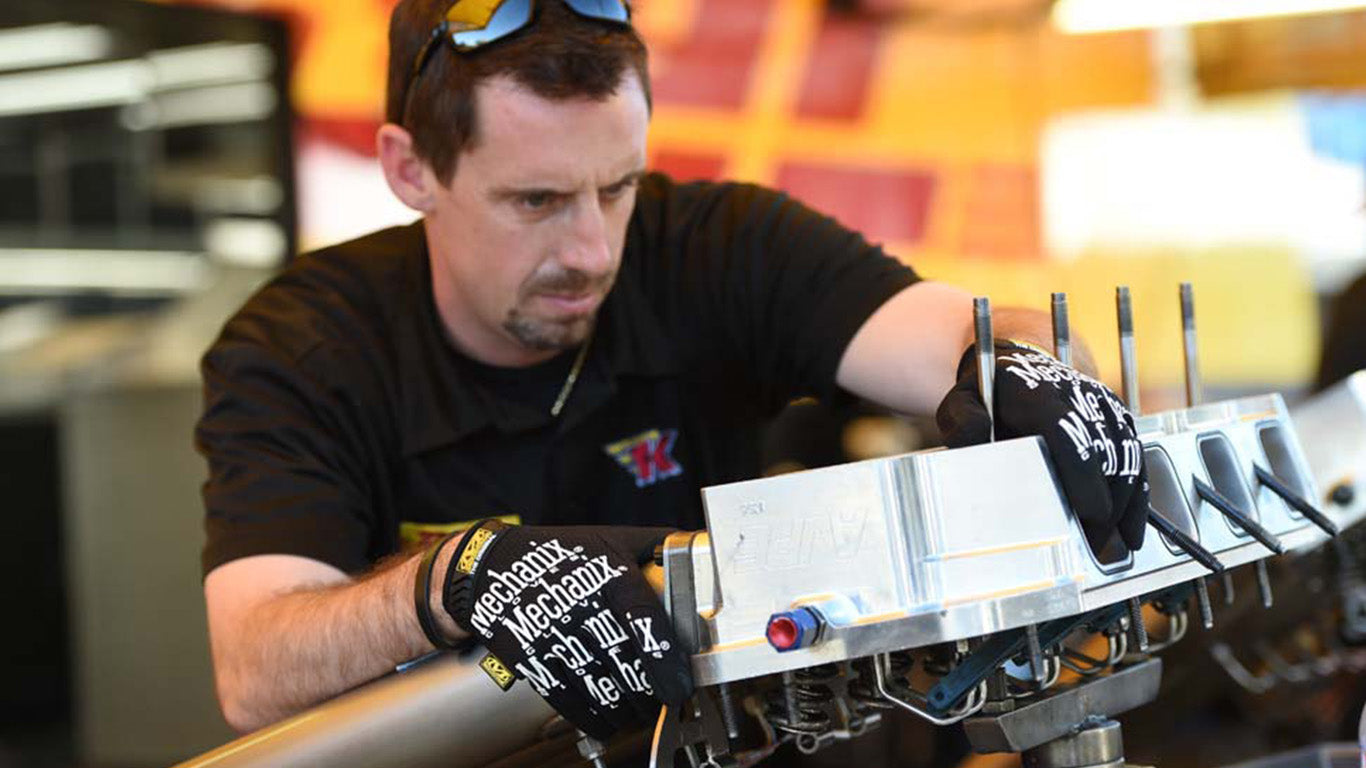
433, 298, 557, 369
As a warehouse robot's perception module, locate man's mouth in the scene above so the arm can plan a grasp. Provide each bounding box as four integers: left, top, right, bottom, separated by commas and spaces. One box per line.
534, 291, 600, 316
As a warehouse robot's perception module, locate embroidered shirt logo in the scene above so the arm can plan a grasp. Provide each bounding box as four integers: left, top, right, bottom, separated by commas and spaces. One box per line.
604, 429, 683, 488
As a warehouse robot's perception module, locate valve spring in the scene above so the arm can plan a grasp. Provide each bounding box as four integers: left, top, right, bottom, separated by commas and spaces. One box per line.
845, 660, 880, 706
793, 663, 841, 686
922, 647, 957, 677
886, 652, 915, 678
767, 666, 836, 734
847, 654, 914, 709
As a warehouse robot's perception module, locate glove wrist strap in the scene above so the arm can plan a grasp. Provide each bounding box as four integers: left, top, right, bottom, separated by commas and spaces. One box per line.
413, 530, 464, 651
441, 518, 512, 635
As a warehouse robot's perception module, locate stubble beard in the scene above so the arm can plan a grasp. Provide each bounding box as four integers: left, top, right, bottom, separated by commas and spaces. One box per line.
502, 309, 594, 351
504, 264, 615, 351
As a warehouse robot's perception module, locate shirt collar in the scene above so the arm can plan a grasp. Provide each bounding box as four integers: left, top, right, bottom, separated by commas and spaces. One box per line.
399, 226, 678, 456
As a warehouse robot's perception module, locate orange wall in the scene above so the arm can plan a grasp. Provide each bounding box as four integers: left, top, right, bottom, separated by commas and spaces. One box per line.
155, 0, 1322, 390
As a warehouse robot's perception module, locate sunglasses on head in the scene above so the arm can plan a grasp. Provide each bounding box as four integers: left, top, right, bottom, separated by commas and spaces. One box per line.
398, 0, 633, 126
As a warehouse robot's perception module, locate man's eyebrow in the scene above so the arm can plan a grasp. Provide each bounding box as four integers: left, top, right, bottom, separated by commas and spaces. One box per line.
489, 169, 645, 199
604, 169, 646, 188
488, 183, 570, 200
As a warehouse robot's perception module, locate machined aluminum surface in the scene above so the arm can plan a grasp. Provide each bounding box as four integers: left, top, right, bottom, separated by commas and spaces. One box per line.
675, 394, 1324, 687
1292, 371, 1366, 536
171, 651, 555, 768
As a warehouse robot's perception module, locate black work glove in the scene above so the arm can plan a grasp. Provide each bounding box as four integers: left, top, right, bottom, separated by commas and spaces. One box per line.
936, 341, 1149, 555
442, 523, 694, 739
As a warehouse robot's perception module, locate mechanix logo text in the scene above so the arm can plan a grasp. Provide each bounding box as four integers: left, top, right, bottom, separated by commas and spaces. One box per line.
467, 539, 626, 644
999, 350, 1143, 482
469, 537, 664, 711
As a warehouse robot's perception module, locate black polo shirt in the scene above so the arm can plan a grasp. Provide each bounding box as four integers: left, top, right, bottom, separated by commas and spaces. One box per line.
196, 174, 919, 577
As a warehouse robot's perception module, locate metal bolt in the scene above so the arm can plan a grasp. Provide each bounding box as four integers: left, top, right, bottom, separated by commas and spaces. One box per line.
1129, 598, 1149, 652
781, 670, 799, 723
577, 734, 608, 768
1256, 561, 1274, 609
1195, 578, 1214, 629
1331, 482, 1356, 507
717, 682, 742, 740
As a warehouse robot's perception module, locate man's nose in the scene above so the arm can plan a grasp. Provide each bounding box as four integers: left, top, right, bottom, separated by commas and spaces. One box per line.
557, 200, 613, 274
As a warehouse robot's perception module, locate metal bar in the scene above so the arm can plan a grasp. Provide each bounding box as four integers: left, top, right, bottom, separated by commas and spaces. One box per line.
1114, 286, 1148, 650
1051, 292, 1071, 367
974, 297, 996, 442
1180, 283, 1201, 407
1195, 579, 1214, 629
1026, 624, 1046, 684
1209, 643, 1274, 694
1128, 595, 1149, 652
1193, 476, 1287, 554
1116, 286, 1139, 414
171, 651, 554, 768
716, 682, 741, 741
928, 604, 1130, 715
927, 628, 1026, 714
1253, 465, 1339, 536
1176, 281, 1217, 627
874, 657, 988, 726
1255, 561, 1275, 608
1146, 511, 1224, 573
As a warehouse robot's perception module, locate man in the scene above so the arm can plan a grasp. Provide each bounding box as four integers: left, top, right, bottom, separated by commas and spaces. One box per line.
196, 0, 1148, 747
1316, 269, 1366, 392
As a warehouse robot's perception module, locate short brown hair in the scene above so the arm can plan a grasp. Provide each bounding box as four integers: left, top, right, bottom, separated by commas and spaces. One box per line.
386, 0, 651, 184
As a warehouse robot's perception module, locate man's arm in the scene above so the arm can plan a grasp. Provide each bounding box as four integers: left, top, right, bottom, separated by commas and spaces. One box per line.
204, 547, 467, 733
836, 279, 1148, 553
835, 281, 1097, 412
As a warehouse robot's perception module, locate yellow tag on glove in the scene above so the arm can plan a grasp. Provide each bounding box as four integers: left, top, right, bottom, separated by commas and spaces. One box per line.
479, 652, 516, 691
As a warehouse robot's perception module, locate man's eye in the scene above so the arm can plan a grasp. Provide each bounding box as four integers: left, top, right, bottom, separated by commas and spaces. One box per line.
519, 192, 556, 210
601, 180, 637, 200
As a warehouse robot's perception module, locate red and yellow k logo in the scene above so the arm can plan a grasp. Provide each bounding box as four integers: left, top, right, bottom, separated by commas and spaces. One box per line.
604, 429, 683, 488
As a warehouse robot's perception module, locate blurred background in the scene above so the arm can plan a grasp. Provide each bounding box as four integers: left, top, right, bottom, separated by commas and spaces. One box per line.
0, 0, 1363, 766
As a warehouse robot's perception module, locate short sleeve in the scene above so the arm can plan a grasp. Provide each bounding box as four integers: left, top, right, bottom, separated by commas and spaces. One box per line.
196, 329, 375, 578
636, 178, 921, 405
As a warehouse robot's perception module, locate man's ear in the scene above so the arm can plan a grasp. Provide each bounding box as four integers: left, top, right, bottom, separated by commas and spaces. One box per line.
377, 123, 440, 212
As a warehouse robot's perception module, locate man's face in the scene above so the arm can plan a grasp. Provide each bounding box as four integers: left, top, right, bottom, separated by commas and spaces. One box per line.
424, 72, 649, 366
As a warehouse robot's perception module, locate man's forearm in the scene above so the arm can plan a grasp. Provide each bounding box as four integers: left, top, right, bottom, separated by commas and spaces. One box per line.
990, 307, 1098, 377
213, 547, 466, 732
836, 285, 1101, 417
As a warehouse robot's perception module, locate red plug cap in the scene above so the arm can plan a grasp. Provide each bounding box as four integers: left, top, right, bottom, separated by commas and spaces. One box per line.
766, 615, 800, 651
766, 607, 823, 652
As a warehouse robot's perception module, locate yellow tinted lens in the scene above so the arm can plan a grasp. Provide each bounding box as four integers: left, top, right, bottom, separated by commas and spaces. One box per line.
446, 0, 506, 31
